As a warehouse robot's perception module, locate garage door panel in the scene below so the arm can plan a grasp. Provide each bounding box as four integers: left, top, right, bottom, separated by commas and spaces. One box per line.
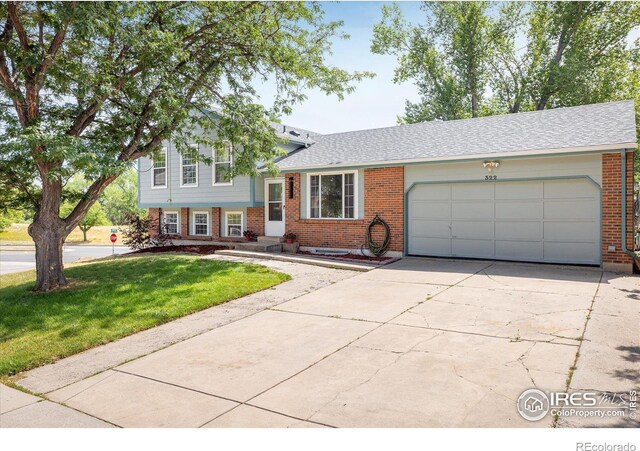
544, 179, 595, 199
452, 202, 493, 220
412, 184, 450, 201
495, 221, 542, 241
544, 200, 596, 220
544, 221, 597, 243
544, 242, 598, 264
410, 219, 450, 239
452, 183, 492, 200
410, 201, 450, 220
495, 201, 542, 220
495, 241, 543, 261
410, 237, 451, 256
452, 239, 493, 259
408, 179, 600, 265
451, 221, 493, 240
495, 182, 542, 200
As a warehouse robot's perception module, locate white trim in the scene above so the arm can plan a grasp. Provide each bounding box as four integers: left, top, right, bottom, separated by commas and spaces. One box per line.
180, 144, 199, 187
191, 210, 210, 236
212, 141, 234, 187
151, 146, 168, 189
162, 210, 180, 235
224, 211, 244, 237
267, 144, 638, 172
306, 170, 358, 220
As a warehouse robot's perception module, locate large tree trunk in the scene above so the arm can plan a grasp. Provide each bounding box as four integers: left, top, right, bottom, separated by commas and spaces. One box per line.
28, 174, 69, 292
29, 215, 68, 292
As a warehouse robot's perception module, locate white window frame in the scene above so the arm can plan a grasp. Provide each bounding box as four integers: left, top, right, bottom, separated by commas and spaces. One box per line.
306, 171, 358, 220
151, 147, 167, 189
180, 144, 199, 187
162, 210, 180, 235
224, 211, 244, 237
191, 210, 210, 236
212, 141, 233, 186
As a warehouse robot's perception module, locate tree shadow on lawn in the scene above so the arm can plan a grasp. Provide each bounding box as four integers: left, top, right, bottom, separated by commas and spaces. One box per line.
0, 255, 287, 375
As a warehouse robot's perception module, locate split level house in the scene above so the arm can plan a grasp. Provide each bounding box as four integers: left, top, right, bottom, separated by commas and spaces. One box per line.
138, 100, 638, 273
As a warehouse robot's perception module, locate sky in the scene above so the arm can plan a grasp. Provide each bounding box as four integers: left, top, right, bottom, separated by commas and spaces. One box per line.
253, 1, 640, 136
254, 1, 423, 135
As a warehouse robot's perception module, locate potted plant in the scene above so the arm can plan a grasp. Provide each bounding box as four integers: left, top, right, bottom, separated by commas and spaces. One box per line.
243, 230, 257, 242
283, 232, 297, 244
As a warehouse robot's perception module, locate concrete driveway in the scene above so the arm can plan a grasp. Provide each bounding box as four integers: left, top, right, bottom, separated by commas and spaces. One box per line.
8, 257, 638, 428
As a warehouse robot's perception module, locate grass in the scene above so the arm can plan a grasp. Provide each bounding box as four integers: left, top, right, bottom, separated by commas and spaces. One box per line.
0, 223, 121, 245
0, 254, 290, 376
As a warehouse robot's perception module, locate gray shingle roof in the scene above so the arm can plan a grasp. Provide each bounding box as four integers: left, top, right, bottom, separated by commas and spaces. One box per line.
275, 100, 637, 170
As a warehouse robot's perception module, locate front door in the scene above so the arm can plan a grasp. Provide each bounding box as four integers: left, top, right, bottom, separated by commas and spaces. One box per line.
265, 178, 285, 236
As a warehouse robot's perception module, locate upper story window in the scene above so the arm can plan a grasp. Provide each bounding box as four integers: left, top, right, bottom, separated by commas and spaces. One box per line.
163, 211, 179, 235
309, 172, 356, 219
213, 142, 233, 186
181, 145, 198, 187
152, 147, 167, 188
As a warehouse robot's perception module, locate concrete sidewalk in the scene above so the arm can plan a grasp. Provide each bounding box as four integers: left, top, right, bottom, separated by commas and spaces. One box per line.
0, 384, 113, 428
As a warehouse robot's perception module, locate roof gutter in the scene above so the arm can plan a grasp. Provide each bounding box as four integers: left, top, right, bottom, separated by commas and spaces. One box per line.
620, 150, 638, 261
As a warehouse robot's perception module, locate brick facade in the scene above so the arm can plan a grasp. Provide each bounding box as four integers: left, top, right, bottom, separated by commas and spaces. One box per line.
247, 207, 265, 236
283, 166, 404, 253
149, 208, 161, 237
601, 151, 634, 273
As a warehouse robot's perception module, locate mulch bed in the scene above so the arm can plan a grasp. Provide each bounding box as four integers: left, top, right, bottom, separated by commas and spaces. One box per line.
132, 245, 229, 255
297, 250, 393, 263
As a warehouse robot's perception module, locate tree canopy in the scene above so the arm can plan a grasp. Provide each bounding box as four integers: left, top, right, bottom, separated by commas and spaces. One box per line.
372, 1, 640, 123
0, 1, 371, 290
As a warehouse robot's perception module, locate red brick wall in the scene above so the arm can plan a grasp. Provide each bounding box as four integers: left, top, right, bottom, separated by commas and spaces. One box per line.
149, 208, 160, 237
284, 167, 404, 252
601, 151, 634, 269
180, 208, 189, 237
247, 207, 265, 236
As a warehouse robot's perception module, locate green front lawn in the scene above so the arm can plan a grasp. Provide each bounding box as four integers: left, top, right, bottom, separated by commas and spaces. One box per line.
0, 255, 290, 377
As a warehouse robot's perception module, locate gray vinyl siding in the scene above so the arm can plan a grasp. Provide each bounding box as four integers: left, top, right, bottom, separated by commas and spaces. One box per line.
405, 154, 602, 190
139, 141, 251, 207
139, 139, 307, 208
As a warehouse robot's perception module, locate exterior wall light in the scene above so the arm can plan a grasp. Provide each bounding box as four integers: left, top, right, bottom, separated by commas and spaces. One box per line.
483, 161, 500, 172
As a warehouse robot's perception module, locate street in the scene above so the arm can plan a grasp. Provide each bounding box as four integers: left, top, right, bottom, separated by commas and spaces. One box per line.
0, 245, 130, 275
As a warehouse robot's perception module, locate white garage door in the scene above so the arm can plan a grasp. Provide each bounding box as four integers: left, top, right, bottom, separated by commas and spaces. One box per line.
408, 179, 600, 265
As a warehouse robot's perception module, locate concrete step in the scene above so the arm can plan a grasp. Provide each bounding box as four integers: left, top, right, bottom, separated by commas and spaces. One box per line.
215, 249, 375, 272
231, 242, 282, 252
257, 236, 285, 243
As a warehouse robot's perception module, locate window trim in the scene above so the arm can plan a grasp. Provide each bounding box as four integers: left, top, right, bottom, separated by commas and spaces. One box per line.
180, 144, 199, 188
224, 211, 244, 237
191, 210, 211, 236
306, 171, 358, 220
212, 141, 233, 187
151, 147, 168, 189
162, 210, 180, 235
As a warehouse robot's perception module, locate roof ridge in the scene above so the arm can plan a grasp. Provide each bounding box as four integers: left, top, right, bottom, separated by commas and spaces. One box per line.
315, 100, 636, 138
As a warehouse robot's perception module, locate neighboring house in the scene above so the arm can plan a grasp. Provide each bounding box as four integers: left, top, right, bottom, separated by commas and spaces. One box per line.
138, 100, 638, 273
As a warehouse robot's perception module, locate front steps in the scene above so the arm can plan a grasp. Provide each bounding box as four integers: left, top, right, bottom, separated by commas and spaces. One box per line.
257, 236, 285, 243
171, 238, 282, 252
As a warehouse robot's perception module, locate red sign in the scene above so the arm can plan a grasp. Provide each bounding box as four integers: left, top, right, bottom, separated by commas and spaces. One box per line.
110, 233, 117, 243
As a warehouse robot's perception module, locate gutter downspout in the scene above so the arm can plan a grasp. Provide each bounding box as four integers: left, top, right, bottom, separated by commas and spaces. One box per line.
621, 150, 637, 260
